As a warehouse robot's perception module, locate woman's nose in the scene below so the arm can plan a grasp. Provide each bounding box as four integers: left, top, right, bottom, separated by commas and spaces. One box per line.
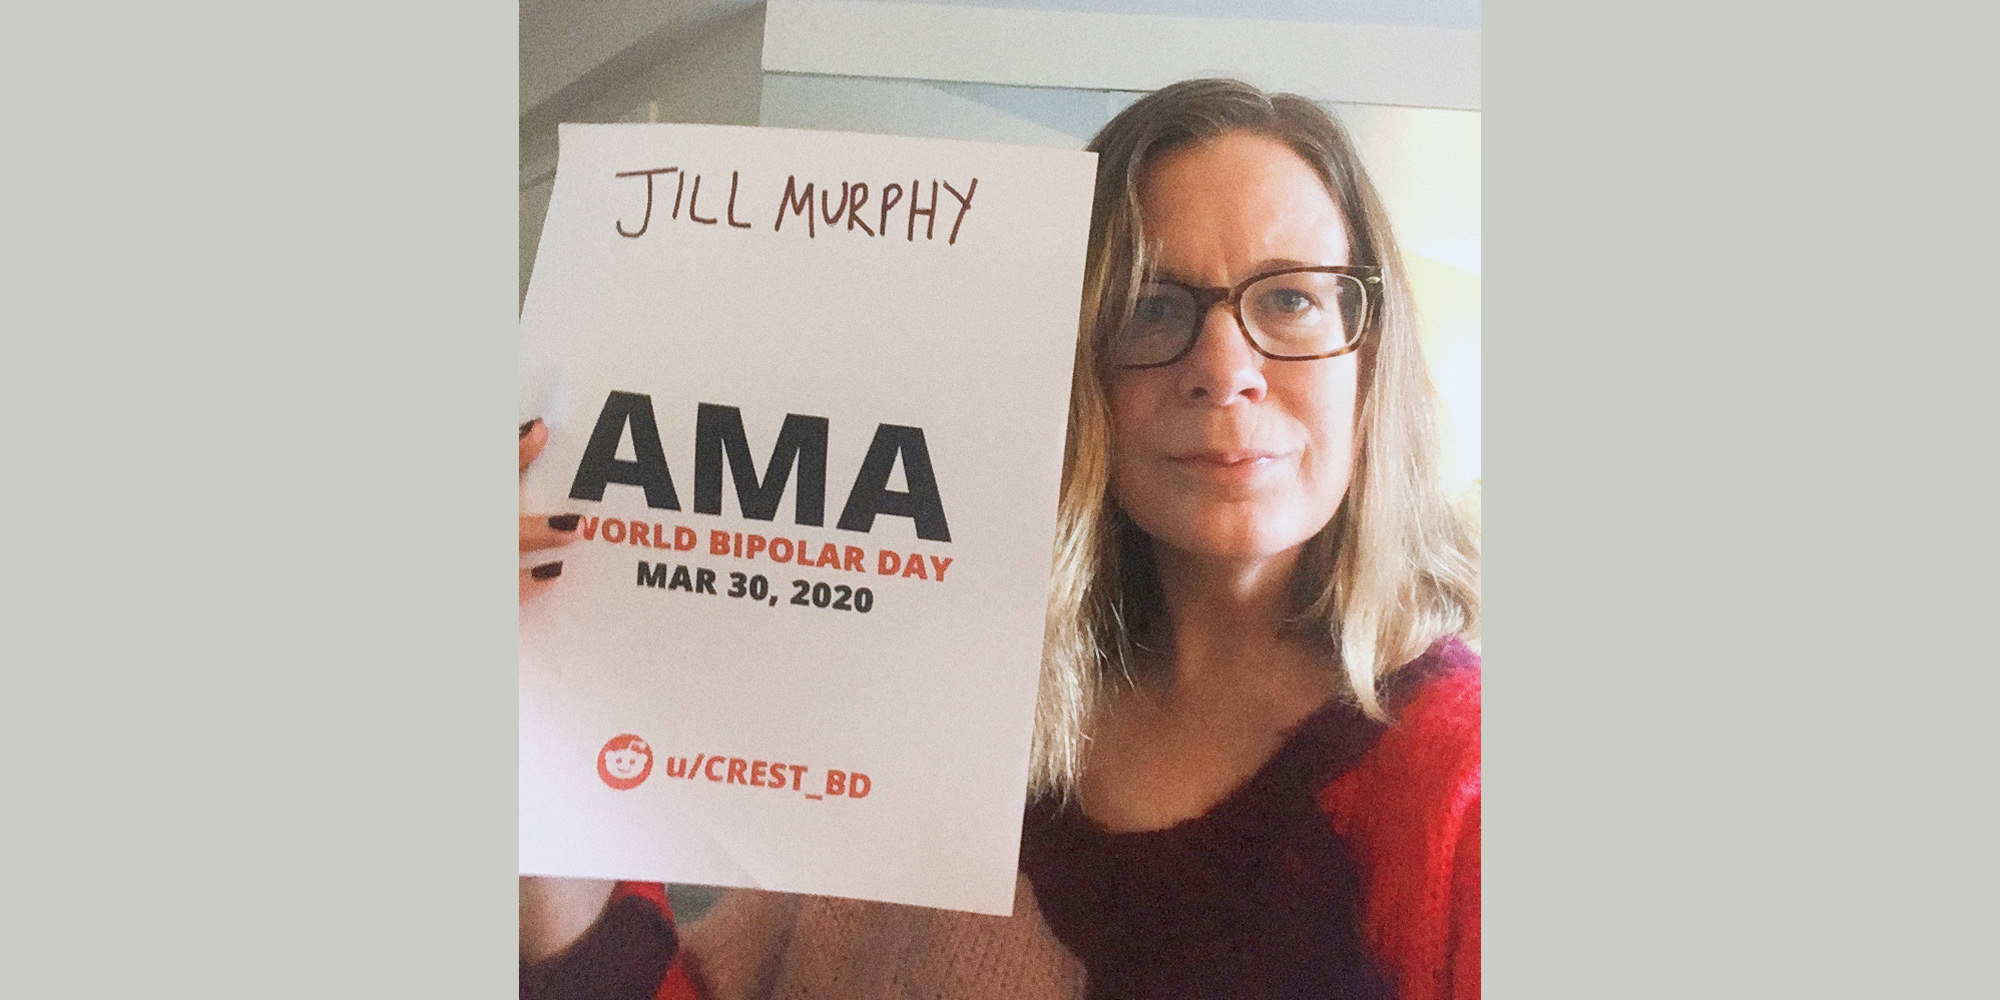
1174, 303, 1267, 404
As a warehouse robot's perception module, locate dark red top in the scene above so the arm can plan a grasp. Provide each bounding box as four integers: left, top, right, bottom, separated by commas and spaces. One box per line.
1017, 676, 1413, 999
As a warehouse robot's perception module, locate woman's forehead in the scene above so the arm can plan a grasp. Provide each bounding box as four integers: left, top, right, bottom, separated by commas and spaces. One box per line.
1136, 133, 1351, 278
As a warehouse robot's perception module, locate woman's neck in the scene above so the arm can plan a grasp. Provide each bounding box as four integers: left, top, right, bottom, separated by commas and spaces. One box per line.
1142, 542, 1311, 694
1079, 542, 1342, 832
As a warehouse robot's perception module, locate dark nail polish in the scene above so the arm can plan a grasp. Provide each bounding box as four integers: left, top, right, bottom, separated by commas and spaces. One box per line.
547, 514, 581, 532
519, 419, 537, 439
530, 561, 563, 580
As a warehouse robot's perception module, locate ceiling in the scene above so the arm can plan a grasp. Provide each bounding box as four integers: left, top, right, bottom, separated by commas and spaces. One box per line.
884, 0, 1477, 28
522, 0, 1479, 120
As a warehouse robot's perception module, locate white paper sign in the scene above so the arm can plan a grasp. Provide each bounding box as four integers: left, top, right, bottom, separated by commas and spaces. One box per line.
518, 123, 1096, 915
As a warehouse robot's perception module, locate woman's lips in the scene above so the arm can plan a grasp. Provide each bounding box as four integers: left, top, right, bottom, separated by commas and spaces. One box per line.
1173, 449, 1277, 465
1167, 449, 1285, 485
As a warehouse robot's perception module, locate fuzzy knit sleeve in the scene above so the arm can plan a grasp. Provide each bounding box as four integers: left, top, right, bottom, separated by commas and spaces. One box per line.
522, 875, 1082, 1000
1318, 643, 1482, 1000
678, 876, 1084, 1000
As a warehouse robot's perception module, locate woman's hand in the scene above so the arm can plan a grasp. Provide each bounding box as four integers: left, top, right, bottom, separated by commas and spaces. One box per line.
519, 425, 613, 960
520, 874, 617, 965
521, 419, 583, 603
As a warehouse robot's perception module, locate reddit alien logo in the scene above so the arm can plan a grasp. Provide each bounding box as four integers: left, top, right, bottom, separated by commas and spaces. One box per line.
597, 734, 654, 790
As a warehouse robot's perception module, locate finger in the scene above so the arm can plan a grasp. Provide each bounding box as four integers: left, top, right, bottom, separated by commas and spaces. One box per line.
521, 876, 617, 964
520, 561, 564, 603
521, 513, 584, 552
519, 418, 547, 474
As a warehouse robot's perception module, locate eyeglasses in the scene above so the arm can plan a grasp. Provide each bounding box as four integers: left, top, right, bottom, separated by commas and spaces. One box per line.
1104, 264, 1382, 369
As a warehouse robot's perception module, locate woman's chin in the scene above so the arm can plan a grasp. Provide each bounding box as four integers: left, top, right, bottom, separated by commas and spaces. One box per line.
1147, 521, 1318, 569
1116, 489, 1338, 570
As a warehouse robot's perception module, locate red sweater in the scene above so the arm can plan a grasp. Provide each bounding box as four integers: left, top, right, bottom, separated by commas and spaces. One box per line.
1320, 639, 1481, 1000
525, 641, 1480, 999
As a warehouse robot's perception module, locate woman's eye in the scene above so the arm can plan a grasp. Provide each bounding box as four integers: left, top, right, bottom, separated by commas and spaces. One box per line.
1132, 290, 1191, 329
1256, 288, 1320, 319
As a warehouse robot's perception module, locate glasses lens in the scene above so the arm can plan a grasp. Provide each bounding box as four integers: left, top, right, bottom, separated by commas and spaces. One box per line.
1110, 281, 1200, 366
1242, 271, 1365, 357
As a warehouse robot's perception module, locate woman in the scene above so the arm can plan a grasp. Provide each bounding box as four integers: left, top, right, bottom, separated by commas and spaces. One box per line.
520, 78, 1480, 1000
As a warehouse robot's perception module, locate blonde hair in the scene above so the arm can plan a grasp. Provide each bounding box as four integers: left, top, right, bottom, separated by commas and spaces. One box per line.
1031, 79, 1480, 798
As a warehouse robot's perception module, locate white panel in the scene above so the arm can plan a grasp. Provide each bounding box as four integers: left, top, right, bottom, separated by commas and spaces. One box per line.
761, 74, 1089, 147
763, 0, 1479, 110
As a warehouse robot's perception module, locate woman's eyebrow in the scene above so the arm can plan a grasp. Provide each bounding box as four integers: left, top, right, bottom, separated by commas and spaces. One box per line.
1146, 258, 1323, 286
1250, 257, 1319, 272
